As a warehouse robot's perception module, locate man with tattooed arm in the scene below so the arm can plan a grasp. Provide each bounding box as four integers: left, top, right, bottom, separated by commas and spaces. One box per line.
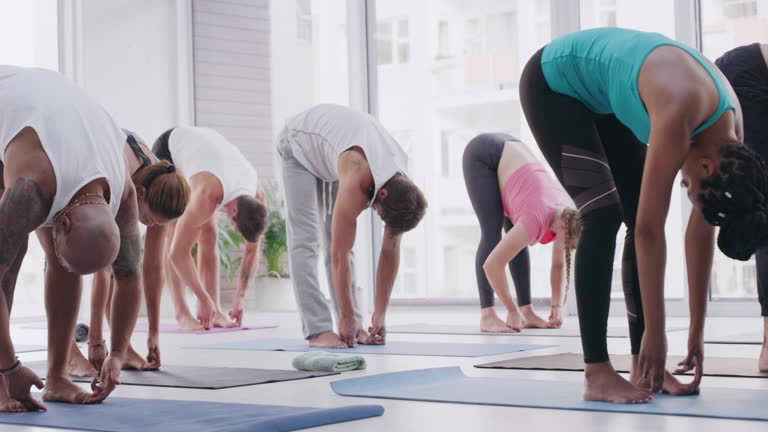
0, 66, 142, 412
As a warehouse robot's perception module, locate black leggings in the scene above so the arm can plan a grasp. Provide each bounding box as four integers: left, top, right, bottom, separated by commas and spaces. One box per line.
716, 44, 768, 316
462, 133, 531, 309
520, 48, 647, 363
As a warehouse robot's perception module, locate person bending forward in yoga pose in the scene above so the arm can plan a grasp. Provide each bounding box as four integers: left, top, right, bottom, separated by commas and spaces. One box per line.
715, 43, 768, 373
0, 66, 142, 411
153, 126, 267, 332
463, 133, 579, 333
67, 129, 190, 376
279, 104, 427, 348
520, 27, 759, 403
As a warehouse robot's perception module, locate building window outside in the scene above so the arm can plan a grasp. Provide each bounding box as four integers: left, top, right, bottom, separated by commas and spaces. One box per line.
376, 17, 411, 65
296, 0, 313, 43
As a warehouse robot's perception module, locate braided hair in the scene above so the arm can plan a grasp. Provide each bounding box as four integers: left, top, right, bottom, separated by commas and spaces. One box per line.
560, 207, 582, 304
698, 143, 768, 261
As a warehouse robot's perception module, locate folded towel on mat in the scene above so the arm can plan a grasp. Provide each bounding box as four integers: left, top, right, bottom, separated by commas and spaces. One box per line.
292, 352, 366, 372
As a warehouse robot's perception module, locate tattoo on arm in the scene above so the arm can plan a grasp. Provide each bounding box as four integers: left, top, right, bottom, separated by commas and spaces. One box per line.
0, 178, 49, 265
113, 232, 141, 279
112, 187, 141, 279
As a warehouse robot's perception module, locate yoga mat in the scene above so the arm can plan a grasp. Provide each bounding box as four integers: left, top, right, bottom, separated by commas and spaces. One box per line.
16, 344, 46, 353
0, 396, 384, 432
27, 362, 337, 389
23, 321, 278, 334
475, 352, 768, 378
388, 323, 686, 337
705, 331, 762, 345
331, 366, 768, 421
132, 321, 278, 334
191, 338, 552, 357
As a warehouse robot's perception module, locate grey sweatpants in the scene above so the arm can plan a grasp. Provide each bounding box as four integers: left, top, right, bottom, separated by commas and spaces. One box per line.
278, 138, 362, 339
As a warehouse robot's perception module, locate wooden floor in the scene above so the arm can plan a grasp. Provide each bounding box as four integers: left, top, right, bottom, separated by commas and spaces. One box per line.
8, 308, 768, 432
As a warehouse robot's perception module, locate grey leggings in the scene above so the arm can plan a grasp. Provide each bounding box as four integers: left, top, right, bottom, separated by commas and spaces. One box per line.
462, 133, 531, 309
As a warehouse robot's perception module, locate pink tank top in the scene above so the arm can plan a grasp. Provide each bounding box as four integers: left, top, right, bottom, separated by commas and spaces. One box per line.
502, 163, 574, 246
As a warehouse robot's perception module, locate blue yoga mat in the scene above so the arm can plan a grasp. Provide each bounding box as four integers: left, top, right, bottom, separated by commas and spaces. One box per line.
0, 396, 384, 432
191, 338, 551, 357
331, 367, 768, 422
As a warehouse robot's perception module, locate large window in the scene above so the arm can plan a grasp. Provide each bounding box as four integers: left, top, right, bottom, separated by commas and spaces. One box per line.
700, 0, 768, 299
0, 0, 58, 318
373, 0, 552, 301
578, 0, 686, 300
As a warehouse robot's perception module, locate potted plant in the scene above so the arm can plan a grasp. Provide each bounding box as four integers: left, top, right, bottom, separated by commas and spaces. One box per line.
218, 180, 294, 311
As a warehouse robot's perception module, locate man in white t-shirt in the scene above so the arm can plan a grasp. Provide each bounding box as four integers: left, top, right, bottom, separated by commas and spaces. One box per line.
0, 66, 142, 412
151, 127, 267, 332
278, 104, 428, 348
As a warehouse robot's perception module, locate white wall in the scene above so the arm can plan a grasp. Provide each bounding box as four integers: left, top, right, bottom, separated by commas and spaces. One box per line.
193, 0, 274, 178
58, 0, 191, 319
70, 0, 188, 142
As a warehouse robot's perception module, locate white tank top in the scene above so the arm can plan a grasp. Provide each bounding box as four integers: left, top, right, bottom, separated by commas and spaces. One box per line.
281, 104, 408, 207
0, 66, 126, 226
169, 126, 258, 209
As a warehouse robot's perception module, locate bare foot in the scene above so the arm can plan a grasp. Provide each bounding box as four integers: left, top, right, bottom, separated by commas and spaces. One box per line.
308, 331, 347, 348
42, 376, 91, 404
122, 345, 150, 371
661, 370, 700, 396
0, 397, 25, 413
66, 342, 97, 377
356, 328, 372, 344
212, 311, 237, 328
505, 309, 525, 332
176, 314, 204, 331
480, 307, 514, 333
0, 378, 25, 413
520, 305, 550, 329
760, 342, 768, 373
584, 362, 652, 404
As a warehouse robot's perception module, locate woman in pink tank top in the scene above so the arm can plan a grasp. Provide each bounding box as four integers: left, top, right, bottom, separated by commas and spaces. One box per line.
463, 133, 581, 333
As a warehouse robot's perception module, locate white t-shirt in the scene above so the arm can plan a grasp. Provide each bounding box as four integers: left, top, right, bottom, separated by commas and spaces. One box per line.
281, 104, 408, 207
169, 126, 258, 209
0, 66, 126, 226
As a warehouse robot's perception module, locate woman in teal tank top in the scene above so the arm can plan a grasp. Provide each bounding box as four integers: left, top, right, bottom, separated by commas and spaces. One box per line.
520, 27, 768, 404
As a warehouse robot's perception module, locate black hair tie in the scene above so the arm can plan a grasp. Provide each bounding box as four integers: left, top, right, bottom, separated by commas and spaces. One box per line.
166, 164, 176, 174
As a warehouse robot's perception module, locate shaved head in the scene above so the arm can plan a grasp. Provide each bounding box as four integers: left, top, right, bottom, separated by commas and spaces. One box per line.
53, 200, 119, 274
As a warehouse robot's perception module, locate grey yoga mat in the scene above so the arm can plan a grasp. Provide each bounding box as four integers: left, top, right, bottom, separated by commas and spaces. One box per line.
331, 367, 768, 421
27, 362, 338, 389
16, 344, 46, 353
0, 396, 384, 432
387, 323, 686, 337
475, 352, 768, 379
191, 338, 552, 357
705, 331, 762, 345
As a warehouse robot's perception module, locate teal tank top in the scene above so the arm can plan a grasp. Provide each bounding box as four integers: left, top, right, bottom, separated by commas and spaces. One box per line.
541, 28, 735, 143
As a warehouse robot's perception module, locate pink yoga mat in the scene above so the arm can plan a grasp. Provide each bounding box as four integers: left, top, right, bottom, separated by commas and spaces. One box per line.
131, 322, 278, 334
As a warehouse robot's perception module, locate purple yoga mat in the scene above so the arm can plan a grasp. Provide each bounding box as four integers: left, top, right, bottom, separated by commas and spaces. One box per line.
132, 321, 278, 334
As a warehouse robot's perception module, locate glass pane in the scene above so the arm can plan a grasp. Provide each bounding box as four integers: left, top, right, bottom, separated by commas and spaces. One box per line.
437, 21, 453, 58
580, 0, 675, 37
0, 0, 58, 318
397, 42, 410, 63
700, 0, 767, 299
376, 20, 394, 65
578, 0, 685, 300
267, 0, 350, 301
374, 0, 552, 300
398, 18, 410, 38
